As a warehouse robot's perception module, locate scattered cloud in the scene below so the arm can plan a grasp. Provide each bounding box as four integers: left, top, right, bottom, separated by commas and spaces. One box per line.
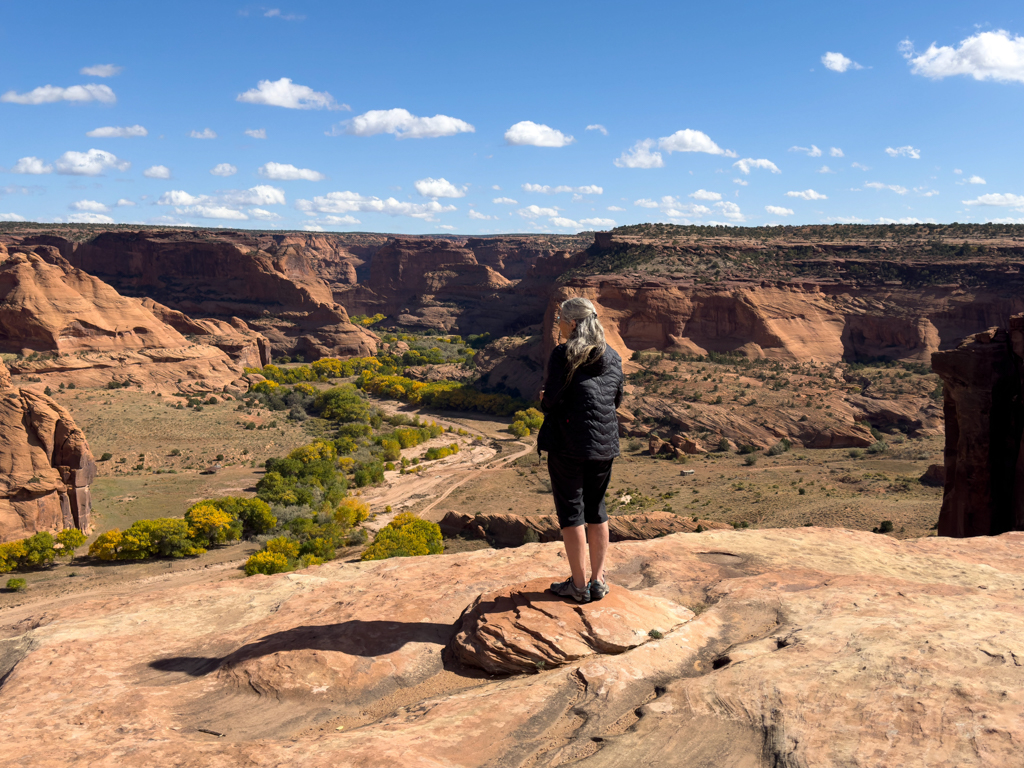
826, 216, 870, 224
877, 217, 936, 224
55, 149, 129, 176
851, 162, 870, 171
580, 217, 616, 228
492, 197, 518, 204
296, 191, 456, 220
607, 205, 625, 212
733, 178, 749, 186
0, 213, 26, 222
468, 210, 497, 220
157, 186, 287, 211
550, 217, 580, 229
259, 162, 325, 181
765, 205, 795, 216
264, 8, 305, 20
176, 205, 249, 221
733, 158, 781, 175
634, 199, 659, 208
885, 145, 920, 159
437, 225, 456, 231
222, 186, 286, 206
80, 64, 122, 77
785, 189, 828, 200
157, 190, 204, 206
338, 108, 475, 139
714, 201, 745, 221
789, 145, 822, 157
522, 183, 602, 195
585, 124, 608, 136
67, 212, 114, 224
821, 52, 863, 72
635, 196, 711, 221
659, 129, 735, 157
237, 77, 345, 110
245, 128, 267, 139
962, 193, 1024, 210
211, 163, 238, 177
11, 157, 52, 174
323, 214, 361, 225
954, 168, 963, 174
504, 121, 574, 147
614, 139, 663, 168
689, 189, 721, 201
900, 30, 1024, 84
1, 84, 116, 105
817, 166, 835, 174
70, 199, 109, 213
143, 165, 171, 179
116, 199, 135, 207
865, 182, 909, 194
968, 175, 986, 185
415, 177, 465, 198
190, 128, 217, 139
250, 208, 283, 221
304, 224, 324, 231
86, 125, 147, 138
830, 147, 844, 157
517, 204, 560, 219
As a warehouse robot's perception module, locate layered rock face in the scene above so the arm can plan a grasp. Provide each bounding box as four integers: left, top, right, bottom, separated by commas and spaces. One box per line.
0, 359, 95, 542
933, 316, 1024, 537
3, 528, 1024, 766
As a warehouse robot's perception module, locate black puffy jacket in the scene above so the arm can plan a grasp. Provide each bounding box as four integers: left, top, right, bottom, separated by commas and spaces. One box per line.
537, 344, 624, 460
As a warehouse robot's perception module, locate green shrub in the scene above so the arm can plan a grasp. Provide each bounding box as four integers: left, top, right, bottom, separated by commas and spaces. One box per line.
848, 448, 864, 458
867, 440, 888, 454
873, 520, 895, 534
361, 513, 443, 561
424, 443, 460, 461
99, 452, 113, 461
716, 437, 731, 452
798, 487, 806, 495
6, 578, 26, 592
265, 536, 301, 559
195, 497, 277, 537
514, 408, 544, 431
737, 444, 759, 455
744, 455, 758, 466
508, 420, 530, 438
244, 551, 290, 576
766, 440, 791, 457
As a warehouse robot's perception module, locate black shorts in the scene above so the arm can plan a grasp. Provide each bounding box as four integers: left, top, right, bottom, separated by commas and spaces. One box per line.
547, 453, 614, 529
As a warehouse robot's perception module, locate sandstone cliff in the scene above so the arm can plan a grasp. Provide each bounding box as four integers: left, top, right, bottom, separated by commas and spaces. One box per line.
0, 358, 95, 542
933, 316, 1024, 537
2, 527, 1023, 766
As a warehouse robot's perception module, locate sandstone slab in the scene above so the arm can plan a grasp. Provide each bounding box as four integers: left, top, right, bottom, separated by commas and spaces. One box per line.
451, 577, 693, 674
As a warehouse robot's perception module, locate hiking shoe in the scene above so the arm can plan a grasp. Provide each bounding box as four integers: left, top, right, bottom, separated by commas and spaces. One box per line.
549, 576, 591, 603
589, 577, 609, 601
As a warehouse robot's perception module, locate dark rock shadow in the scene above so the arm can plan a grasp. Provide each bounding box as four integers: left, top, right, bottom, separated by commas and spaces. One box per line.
149, 619, 457, 677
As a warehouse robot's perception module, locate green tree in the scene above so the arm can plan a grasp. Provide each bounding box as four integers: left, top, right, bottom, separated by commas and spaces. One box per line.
361, 513, 443, 561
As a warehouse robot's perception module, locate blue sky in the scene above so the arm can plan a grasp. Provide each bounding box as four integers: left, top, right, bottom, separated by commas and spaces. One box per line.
1, 0, 1022, 234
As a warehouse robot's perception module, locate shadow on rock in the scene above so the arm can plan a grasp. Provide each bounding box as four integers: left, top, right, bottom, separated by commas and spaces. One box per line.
149, 619, 457, 677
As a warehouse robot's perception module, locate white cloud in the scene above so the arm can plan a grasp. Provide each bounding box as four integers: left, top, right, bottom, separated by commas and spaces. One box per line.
885, 145, 920, 159
522, 183, 602, 195
504, 121, 574, 147
55, 149, 129, 176
323, 215, 360, 225
733, 178, 749, 186
962, 193, 1024, 210
826, 216, 870, 224
158, 190, 205, 206
954, 168, 963, 175
211, 163, 238, 177
689, 189, 721, 201
414, 177, 466, 198
830, 147, 844, 157
296, 191, 456, 220
821, 52, 863, 72
733, 158, 781, 175
80, 64, 122, 77
634, 199, 660, 208
550, 216, 580, 229
237, 78, 345, 110
116, 199, 135, 207
11, 157, 52, 174
70, 199, 109, 213
714, 201, 745, 221
635, 196, 711, 221
864, 182, 909, 194
658, 129, 733, 157
437, 224, 456, 231
249, 208, 282, 221
1, 84, 116, 105
222, 186, 286, 206
765, 205, 795, 216
190, 128, 217, 139
468, 210, 497, 220
786, 189, 828, 200
986, 217, 1024, 224
877, 217, 935, 224
68, 212, 115, 224
789, 145, 822, 157
341, 108, 474, 139
492, 197, 518, 204
259, 162, 325, 181
176, 205, 249, 221
245, 128, 267, 139
968, 175, 986, 185
607, 205, 625, 212
492, 185, 501, 190
304, 224, 324, 232
264, 8, 305, 20
851, 162, 870, 171
900, 30, 1024, 84
817, 165, 835, 174
580, 217, 616, 228
86, 125, 147, 138
585, 124, 608, 136
0, 213, 26, 221
614, 139, 663, 168
518, 205, 560, 219
143, 165, 171, 179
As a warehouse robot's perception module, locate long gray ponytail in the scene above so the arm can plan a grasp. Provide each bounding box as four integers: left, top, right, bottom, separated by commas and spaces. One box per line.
559, 297, 606, 382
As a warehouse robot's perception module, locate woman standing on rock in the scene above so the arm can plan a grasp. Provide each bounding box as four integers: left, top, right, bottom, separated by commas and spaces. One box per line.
538, 297, 624, 604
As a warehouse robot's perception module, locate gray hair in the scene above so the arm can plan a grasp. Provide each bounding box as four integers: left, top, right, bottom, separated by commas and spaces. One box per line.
559, 297, 606, 382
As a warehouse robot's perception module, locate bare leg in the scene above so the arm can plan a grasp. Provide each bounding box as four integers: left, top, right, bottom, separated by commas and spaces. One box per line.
587, 522, 609, 582
561, 525, 588, 589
